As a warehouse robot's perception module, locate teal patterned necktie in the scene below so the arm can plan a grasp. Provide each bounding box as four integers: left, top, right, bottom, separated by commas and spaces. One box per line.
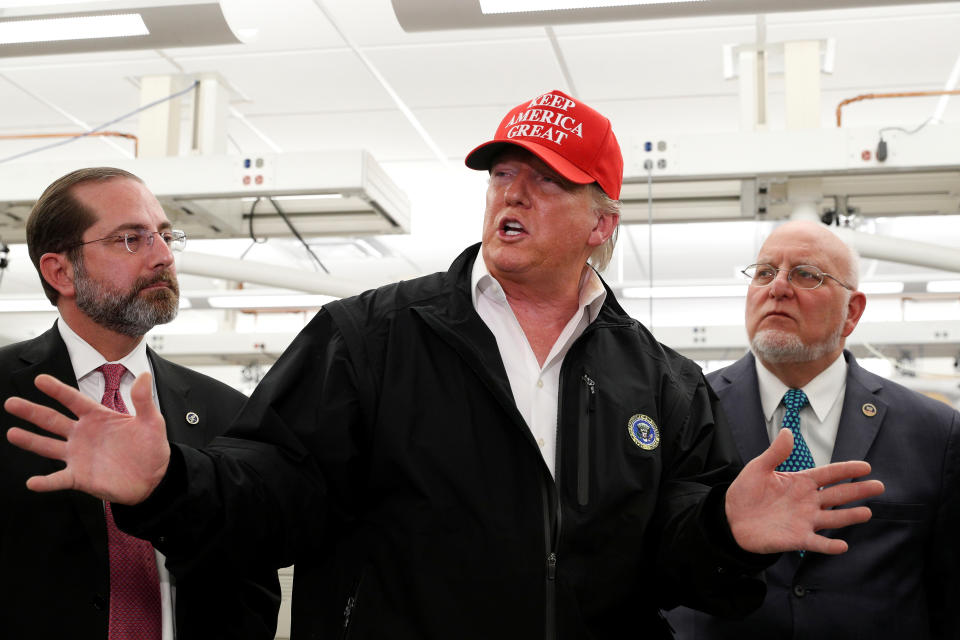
775, 388, 814, 472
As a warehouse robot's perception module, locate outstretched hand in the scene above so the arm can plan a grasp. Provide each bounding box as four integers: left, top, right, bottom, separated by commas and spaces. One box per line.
5, 373, 170, 505
726, 428, 885, 555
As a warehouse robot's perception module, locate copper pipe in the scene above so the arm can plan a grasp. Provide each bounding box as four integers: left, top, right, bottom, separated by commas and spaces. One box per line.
836, 89, 960, 127
0, 131, 139, 156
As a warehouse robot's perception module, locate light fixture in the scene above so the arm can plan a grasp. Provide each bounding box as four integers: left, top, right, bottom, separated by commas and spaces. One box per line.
478, 0, 706, 14
621, 284, 747, 299
0, 295, 189, 312
206, 294, 336, 309
859, 281, 904, 295
618, 179, 754, 223
0, 150, 411, 243
392, 0, 941, 32
0, 13, 148, 45
0, 1, 95, 6
0, 1, 252, 57
0, 297, 54, 312
926, 280, 960, 293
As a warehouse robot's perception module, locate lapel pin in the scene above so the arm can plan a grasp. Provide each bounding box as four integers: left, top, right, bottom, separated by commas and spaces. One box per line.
861, 403, 877, 417
185, 411, 200, 425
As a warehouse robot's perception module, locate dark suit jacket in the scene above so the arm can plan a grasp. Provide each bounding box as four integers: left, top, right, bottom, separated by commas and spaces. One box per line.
667, 350, 960, 640
0, 324, 280, 640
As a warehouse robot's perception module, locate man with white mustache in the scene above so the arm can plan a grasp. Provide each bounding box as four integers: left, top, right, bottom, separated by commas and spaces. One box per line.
668, 219, 960, 640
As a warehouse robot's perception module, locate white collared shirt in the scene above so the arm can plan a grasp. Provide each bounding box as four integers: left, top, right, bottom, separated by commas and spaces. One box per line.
472, 255, 606, 477
755, 353, 847, 467
57, 318, 175, 640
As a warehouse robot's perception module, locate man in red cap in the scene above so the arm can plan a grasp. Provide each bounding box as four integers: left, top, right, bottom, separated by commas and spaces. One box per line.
7, 90, 883, 639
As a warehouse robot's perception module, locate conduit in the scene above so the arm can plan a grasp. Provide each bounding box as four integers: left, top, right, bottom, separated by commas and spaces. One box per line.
836, 89, 960, 126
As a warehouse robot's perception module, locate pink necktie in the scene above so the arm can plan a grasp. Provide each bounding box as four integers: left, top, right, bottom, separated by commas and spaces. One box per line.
98, 363, 162, 640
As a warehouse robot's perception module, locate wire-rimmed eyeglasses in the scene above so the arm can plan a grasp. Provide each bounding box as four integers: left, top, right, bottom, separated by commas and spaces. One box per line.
741, 263, 854, 291
67, 229, 186, 254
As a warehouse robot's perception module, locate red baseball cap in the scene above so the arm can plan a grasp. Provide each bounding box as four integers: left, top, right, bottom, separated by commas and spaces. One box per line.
465, 89, 623, 200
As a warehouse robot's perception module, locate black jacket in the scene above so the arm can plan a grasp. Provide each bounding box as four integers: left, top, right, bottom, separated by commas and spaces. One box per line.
123, 244, 772, 639
0, 325, 280, 640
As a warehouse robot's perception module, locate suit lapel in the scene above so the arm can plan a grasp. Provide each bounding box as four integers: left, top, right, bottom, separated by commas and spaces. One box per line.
830, 352, 885, 464
12, 325, 109, 568
715, 354, 771, 464
800, 352, 886, 563
148, 350, 209, 448
11, 326, 77, 420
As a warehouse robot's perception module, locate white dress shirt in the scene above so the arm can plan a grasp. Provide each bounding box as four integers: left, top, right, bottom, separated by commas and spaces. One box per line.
755, 352, 848, 468
472, 256, 606, 477
57, 318, 175, 640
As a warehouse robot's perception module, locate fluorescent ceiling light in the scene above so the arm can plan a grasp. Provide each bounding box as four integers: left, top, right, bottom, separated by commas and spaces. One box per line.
0, 295, 188, 312
0, 298, 53, 312
207, 294, 336, 309
0, 14, 148, 45
622, 284, 747, 299
859, 282, 905, 295
479, 0, 705, 12
926, 280, 960, 293
0, 2, 243, 57
0, 0, 93, 6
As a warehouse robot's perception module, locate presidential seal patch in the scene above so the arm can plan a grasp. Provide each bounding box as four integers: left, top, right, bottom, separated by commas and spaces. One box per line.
628, 414, 660, 450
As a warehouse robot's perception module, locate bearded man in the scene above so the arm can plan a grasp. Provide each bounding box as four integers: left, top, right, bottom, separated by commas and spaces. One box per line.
0, 167, 280, 640
667, 219, 960, 640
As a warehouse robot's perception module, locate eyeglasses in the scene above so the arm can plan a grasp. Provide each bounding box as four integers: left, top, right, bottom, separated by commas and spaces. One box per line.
68, 229, 186, 254
741, 263, 854, 291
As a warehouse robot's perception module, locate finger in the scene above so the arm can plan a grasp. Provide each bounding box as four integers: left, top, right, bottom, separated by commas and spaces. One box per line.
819, 479, 885, 509
804, 460, 873, 487
130, 373, 160, 421
814, 505, 874, 531
752, 428, 794, 471
4, 397, 77, 439
6, 426, 68, 461
33, 373, 103, 417
25, 468, 76, 493
803, 534, 850, 556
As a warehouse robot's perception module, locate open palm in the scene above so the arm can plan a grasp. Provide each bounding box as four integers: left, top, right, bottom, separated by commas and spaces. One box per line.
726, 428, 885, 555
5, 373, 170, 504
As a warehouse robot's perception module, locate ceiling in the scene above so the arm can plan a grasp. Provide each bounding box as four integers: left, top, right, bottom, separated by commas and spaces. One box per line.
1, 0, 959, 389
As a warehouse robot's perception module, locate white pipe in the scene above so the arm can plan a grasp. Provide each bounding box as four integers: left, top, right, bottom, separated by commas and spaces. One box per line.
834, 228, 960, 274
176, 252, 368, 298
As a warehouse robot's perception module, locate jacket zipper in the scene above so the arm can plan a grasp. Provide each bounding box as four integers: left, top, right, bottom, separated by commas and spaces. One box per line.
577, 374, 596, 507
543, 362, 569, 640
544, 324, 616, 640
541, 479, 560, 640
341, 572, 365, 639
